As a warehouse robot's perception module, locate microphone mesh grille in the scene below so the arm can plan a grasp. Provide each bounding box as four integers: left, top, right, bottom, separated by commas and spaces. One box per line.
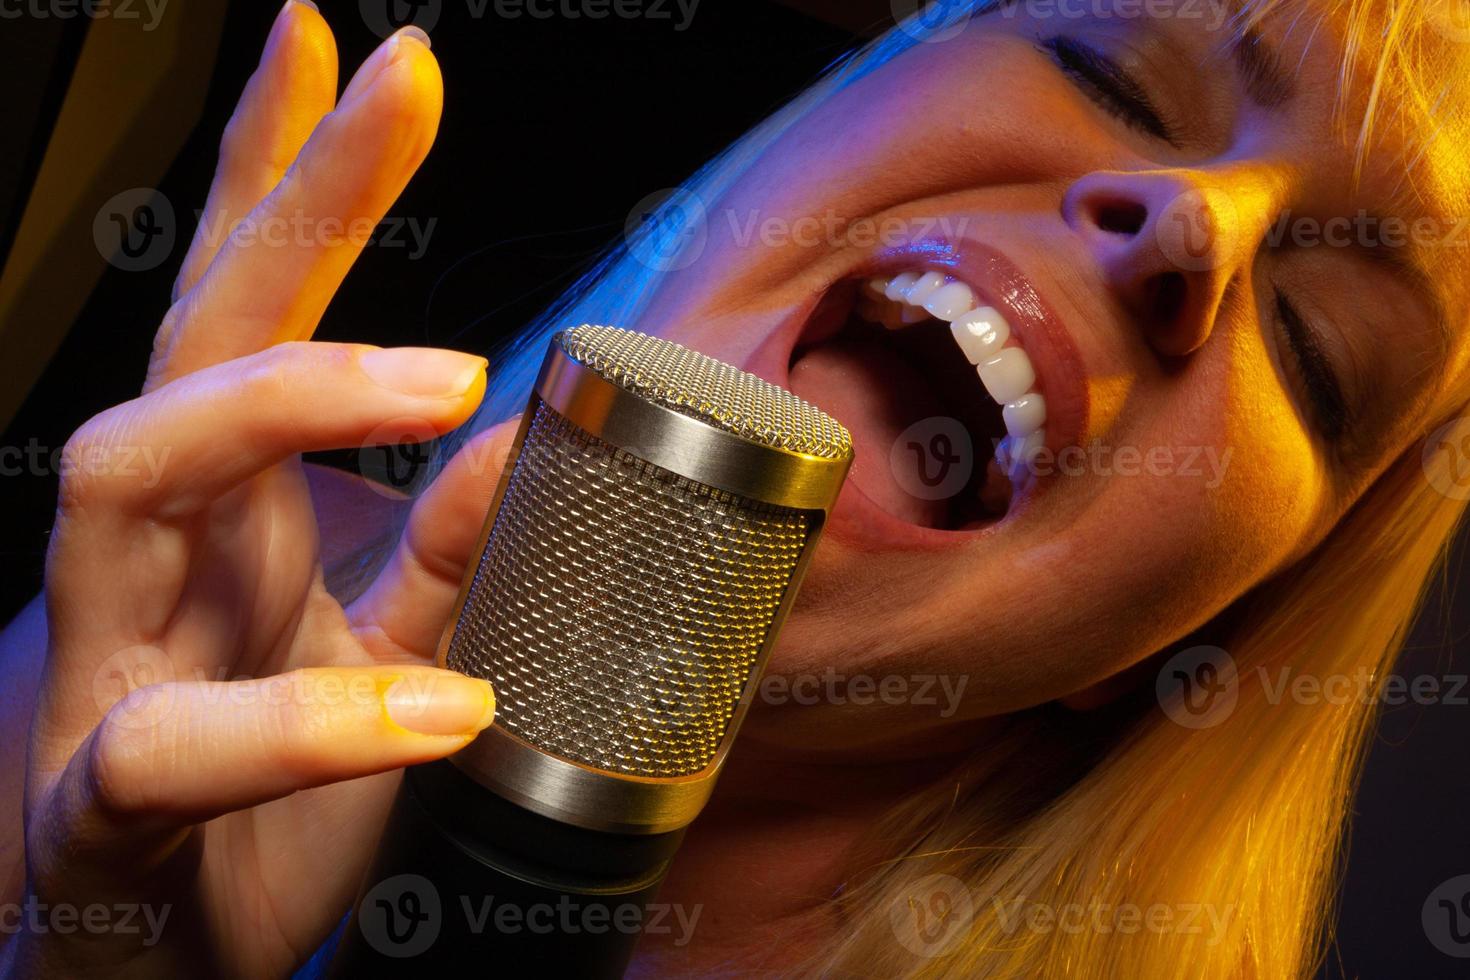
446, 404, 809, 778
559, 324, 852, 460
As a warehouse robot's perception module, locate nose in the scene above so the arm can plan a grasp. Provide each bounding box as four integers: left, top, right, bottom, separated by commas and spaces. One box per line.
1063, 169, 1260, 358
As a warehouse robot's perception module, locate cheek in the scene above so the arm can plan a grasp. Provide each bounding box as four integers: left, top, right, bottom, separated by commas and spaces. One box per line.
1210, 328, 1330, 569
1009, 336, 1329, 689
1108, 333, 1326, 593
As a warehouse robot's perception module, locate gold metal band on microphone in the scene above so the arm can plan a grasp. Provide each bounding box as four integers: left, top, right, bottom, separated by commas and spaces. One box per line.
535, 341, 851, 514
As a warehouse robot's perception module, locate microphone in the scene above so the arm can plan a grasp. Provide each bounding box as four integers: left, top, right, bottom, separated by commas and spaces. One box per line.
329, 325, 852, 976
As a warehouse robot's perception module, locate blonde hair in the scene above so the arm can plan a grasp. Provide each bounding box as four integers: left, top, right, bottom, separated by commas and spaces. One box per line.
336, 1, 1470, 975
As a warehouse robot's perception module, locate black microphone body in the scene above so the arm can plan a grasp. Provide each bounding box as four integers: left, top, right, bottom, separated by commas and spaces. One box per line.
329, 761, 682, 977
329, 326, 852, 975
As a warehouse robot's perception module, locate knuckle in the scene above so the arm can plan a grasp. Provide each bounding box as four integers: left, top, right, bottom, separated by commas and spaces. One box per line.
55, 416, 114, 515
86, 695, 165, 816
153, 299, 187, 361
240, 343, 304, 401
53, 397, 161, 518
240, 342, 349, 399
217, 108, 251, 167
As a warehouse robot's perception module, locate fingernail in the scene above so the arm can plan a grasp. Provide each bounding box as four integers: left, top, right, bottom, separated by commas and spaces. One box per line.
339, 26, 432, 109
394, 25, 432, 51
267, 0, 311, 51
360, 347, 487, 399
384, 674, 495, 737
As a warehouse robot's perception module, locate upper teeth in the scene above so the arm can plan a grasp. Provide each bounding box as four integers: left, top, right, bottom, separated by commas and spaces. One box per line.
860, 271, 1047, 479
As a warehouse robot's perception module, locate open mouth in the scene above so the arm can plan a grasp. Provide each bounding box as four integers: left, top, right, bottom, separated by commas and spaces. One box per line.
787, 268, 1051, 533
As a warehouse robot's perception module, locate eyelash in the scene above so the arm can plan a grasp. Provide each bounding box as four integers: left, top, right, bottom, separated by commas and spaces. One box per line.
1040, 36, 1176, 144
1274, 291, 1349, 442
1042, 35, 1349, 442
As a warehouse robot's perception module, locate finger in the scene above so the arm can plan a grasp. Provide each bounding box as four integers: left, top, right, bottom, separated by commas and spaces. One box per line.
169, 0, 338, 307
31, 666, 494, 874
56, 343, 484, 532
349, 418, 520, 662
150, 28, 442, 388
40, 344, 485, 745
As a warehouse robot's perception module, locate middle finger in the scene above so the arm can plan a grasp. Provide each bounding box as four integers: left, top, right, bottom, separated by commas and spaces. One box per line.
149, 28, 442, 388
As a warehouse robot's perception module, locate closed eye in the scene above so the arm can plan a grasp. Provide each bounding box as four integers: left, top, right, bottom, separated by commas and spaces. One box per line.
1275, 290, 1349, 443
1040, 35, 1177, 145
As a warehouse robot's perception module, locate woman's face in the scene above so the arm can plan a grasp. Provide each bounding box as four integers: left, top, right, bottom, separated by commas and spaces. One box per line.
632, 0, 1466, 755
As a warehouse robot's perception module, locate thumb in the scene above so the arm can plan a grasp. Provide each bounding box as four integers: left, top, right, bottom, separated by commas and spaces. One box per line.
32, 666, 494, 883
348, 417, 520, 662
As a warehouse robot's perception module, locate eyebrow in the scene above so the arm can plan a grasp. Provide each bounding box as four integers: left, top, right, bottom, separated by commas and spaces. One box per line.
1231, 25, 1294, 109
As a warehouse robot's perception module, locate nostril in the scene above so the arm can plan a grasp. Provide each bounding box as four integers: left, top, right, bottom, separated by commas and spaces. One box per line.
1145, 271, 1187, 324
1095, 200, 1148, 236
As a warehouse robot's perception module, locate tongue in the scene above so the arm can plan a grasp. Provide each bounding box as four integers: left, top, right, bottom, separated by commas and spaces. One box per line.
788, 334, 952, 527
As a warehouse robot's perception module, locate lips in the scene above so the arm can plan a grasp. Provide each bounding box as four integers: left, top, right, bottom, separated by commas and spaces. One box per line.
757, 240, 1089, 545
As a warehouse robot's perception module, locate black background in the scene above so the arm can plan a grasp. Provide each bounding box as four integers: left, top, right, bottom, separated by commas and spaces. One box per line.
1, 2, 1466, 976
